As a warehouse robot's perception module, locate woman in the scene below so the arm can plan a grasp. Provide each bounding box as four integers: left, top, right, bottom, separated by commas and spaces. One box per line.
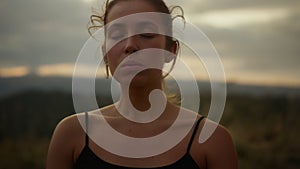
46, 0, 238, 168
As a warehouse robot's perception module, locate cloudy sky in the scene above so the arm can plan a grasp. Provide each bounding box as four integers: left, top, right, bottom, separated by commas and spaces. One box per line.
0, 0, 299, 87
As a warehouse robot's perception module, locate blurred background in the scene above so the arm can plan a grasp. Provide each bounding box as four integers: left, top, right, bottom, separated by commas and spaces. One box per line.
0, 0, 299, 168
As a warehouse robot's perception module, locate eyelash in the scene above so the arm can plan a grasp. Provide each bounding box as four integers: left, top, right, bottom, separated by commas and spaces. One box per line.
140, 33, 156, 38
109, 33, 156, 41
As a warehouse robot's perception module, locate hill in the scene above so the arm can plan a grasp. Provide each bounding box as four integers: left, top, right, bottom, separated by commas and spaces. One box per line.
0, 76, 300, 169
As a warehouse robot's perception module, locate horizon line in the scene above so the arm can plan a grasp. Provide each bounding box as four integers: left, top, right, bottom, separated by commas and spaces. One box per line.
0, 74, 300, 89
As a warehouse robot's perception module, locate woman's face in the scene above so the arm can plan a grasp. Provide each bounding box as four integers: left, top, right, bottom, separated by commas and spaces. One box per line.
103, 0, 175, 85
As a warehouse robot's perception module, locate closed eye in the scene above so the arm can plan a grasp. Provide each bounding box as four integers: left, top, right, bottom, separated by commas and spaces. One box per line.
107, 24, 126, 40
139, 33, 156, 38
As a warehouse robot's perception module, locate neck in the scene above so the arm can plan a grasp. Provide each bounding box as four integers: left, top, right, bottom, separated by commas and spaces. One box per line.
119, 81, 163, 112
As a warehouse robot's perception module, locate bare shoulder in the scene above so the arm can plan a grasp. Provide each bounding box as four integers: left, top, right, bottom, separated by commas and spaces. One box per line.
46, 113, 86, 169
201, 119, 234, 145
192, 118, 238, 169
51, 113, 89, 151
54, 113, 86, 137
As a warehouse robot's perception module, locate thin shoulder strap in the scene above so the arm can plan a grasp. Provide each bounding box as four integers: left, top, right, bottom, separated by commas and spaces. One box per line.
85, 112, 89, 147
187, 116, 205, 152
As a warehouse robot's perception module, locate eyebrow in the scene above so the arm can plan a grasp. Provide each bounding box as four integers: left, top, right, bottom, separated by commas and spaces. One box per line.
137, 21, 158, 29
108, 21, 158, 29
106, 23, 125, 32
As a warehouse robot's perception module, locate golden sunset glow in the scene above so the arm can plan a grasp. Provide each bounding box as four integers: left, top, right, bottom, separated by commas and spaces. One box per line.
0, 66, 30, 78
36, 63, 105, 78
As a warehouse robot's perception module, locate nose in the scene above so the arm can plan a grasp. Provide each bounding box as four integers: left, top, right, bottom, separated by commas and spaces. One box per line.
124, 35, 139, 54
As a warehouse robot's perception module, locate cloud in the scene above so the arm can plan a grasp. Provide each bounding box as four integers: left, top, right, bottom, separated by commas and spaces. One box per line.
0, 0, 91, 68
174, 0, 299, 14
192, 8, 289, 29
175, 0, 300, 86
0, 0, 299, 86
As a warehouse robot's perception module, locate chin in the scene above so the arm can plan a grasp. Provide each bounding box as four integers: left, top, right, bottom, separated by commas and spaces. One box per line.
117, 74, 149, 87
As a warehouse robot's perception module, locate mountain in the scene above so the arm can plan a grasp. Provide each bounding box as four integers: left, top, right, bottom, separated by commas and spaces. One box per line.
0, 75, 111, 99
0, 75, 300, 99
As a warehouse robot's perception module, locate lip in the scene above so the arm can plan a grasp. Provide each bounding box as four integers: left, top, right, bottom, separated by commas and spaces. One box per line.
120, 60, 144, 69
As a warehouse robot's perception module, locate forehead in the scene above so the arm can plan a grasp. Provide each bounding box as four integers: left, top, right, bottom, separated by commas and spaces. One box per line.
106, 0, 160, 23
105, 0, 172, 34
106, 13, 168, 33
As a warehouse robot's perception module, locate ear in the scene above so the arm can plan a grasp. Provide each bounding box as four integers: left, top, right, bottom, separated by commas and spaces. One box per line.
164, 41, 178, 63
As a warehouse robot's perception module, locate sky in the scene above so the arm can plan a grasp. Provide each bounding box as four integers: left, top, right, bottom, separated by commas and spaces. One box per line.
0, 0, 299, 87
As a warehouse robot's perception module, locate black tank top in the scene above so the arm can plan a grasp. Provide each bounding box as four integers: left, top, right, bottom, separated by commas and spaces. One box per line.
74, 113, 205, 169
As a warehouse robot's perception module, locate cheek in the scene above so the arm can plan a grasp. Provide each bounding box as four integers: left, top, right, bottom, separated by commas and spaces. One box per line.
106, 46, 123, 73
147, 36, 167, 48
